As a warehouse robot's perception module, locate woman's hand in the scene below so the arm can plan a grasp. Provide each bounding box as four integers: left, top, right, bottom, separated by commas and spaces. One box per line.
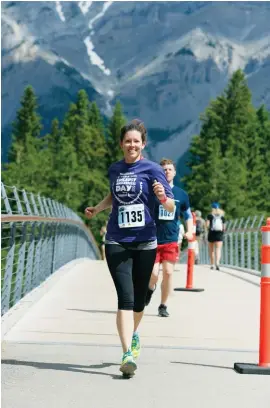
152, 180, 166, 201
85, 206, 97, 219
85, 193, 112, 220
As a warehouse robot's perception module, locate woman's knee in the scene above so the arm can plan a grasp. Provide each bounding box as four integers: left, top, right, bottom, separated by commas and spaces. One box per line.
117, 290, 134, 310
118, 302, 134, 311
133, 291, 148, 312
133, 302, 145, 313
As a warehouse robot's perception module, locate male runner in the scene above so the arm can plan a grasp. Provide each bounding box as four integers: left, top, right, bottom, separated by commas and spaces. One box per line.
145, 158, 193, 317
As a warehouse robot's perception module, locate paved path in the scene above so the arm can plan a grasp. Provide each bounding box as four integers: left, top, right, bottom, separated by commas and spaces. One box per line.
2, 259, 269, 408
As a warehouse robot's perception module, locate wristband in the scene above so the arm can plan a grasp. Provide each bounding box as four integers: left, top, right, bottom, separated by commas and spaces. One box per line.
159, 195, 167, 204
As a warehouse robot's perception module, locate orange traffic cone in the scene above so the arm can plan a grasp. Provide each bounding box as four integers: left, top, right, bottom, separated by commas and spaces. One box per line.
174, 212, 204, 293
235, 217, 270, 374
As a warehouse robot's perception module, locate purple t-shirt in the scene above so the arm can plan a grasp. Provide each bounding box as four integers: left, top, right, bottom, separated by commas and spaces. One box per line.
106, 158, 174, 243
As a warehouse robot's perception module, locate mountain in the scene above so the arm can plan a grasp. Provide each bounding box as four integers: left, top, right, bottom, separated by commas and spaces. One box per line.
2, 1, 270, 175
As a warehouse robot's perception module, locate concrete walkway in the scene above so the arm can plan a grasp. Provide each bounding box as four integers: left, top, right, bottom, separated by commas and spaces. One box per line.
1, 259, 269, 408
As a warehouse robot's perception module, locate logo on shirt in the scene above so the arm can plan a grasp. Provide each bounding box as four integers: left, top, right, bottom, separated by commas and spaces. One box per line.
113, 172, 143, 205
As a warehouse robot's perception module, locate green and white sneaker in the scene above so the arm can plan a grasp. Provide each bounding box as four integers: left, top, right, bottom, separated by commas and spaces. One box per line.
131, 332, 141, 359
120, 350, 137, 376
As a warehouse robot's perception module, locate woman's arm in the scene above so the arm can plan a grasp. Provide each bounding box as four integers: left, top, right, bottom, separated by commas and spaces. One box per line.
85, 193, 112, 219
95, 193, 112, 213
162, 197, 175, 213
152, 180, 175, 212
152, 165, 175, 213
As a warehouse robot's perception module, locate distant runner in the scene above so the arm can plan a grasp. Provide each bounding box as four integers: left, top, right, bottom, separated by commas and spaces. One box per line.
145, 158, 193, 317
206, 202, 226, 270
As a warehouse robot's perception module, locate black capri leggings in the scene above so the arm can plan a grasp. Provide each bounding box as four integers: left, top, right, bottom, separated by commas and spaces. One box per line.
105, 243, 156, 313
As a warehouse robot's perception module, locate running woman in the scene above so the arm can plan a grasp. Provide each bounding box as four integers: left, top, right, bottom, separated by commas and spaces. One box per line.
145, 158, 193, 317
85, 120, 175, 377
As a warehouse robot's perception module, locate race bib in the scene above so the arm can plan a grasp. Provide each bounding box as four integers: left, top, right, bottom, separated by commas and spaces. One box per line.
118, 204, 145, 228
158, 205, 176, 220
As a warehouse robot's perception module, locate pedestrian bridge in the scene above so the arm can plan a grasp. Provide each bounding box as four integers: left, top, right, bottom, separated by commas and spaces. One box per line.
1, 183, 269, 407
2, 260, 269, 408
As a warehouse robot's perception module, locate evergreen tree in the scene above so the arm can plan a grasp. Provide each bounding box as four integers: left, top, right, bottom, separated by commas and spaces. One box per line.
52, 135, 82, 210
88, 101, 108, 169
221, 70, 257, 216
62, 92, 106, 170
2, 86, 111, 244
64, 90, 89, 157
183, 96, 227, 214
60, 91, 109, 236
7, 86, 42, 163
255, 105, 270, 213
89, 102, 104, 132
41, 118, 62, 196
106, 101, 126, 167
183, 69, 261, 219
221, 149, 249, 218
58, 96, 90, 209
222, 70, 252, 158
183, 126, 226, 215
3, 86, 43, 190
48, 118, 61, 162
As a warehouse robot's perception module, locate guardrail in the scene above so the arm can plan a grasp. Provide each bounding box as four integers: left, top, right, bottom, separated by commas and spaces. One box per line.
1, 183, 100, 315
198, 215, 265, 275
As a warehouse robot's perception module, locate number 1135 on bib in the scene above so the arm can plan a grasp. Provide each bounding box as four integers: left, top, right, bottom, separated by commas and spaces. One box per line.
118, 204, 145, 228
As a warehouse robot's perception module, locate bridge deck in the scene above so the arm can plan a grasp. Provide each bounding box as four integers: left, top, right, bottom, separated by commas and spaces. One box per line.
2, 259, 269, 407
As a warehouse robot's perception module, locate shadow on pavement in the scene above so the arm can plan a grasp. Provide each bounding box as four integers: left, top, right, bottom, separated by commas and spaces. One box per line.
1, 359, 131, 380
67, 309, 117, 315
218, 269, 260, 287
171, 361, 233, 370
67, 308, 158, 317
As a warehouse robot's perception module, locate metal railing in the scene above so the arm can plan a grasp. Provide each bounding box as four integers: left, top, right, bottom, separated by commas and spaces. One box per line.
1, 183, 100, 315
198, 215, 265, 275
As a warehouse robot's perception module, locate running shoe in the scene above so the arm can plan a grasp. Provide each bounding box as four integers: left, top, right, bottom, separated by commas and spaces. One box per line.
145, 284, 156, 306
158, 304, 170, 317
216, 265, 220, 271
119, 350, 137, 376
131, 332, 141, 359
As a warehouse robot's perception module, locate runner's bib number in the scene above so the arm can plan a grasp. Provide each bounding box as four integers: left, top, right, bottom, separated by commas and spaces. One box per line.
158, 205, 176, 220
118, 204, 145, 228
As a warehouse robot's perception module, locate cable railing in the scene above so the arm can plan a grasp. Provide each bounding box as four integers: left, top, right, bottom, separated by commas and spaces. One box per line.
1, 182, 100, 315
198, 215, 265, 275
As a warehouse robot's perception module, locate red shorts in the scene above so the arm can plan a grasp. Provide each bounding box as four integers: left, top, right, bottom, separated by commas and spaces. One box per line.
155, 242, 179, 264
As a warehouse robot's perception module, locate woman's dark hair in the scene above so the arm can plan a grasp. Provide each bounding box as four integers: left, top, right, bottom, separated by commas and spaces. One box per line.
120, 119, 147, 143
